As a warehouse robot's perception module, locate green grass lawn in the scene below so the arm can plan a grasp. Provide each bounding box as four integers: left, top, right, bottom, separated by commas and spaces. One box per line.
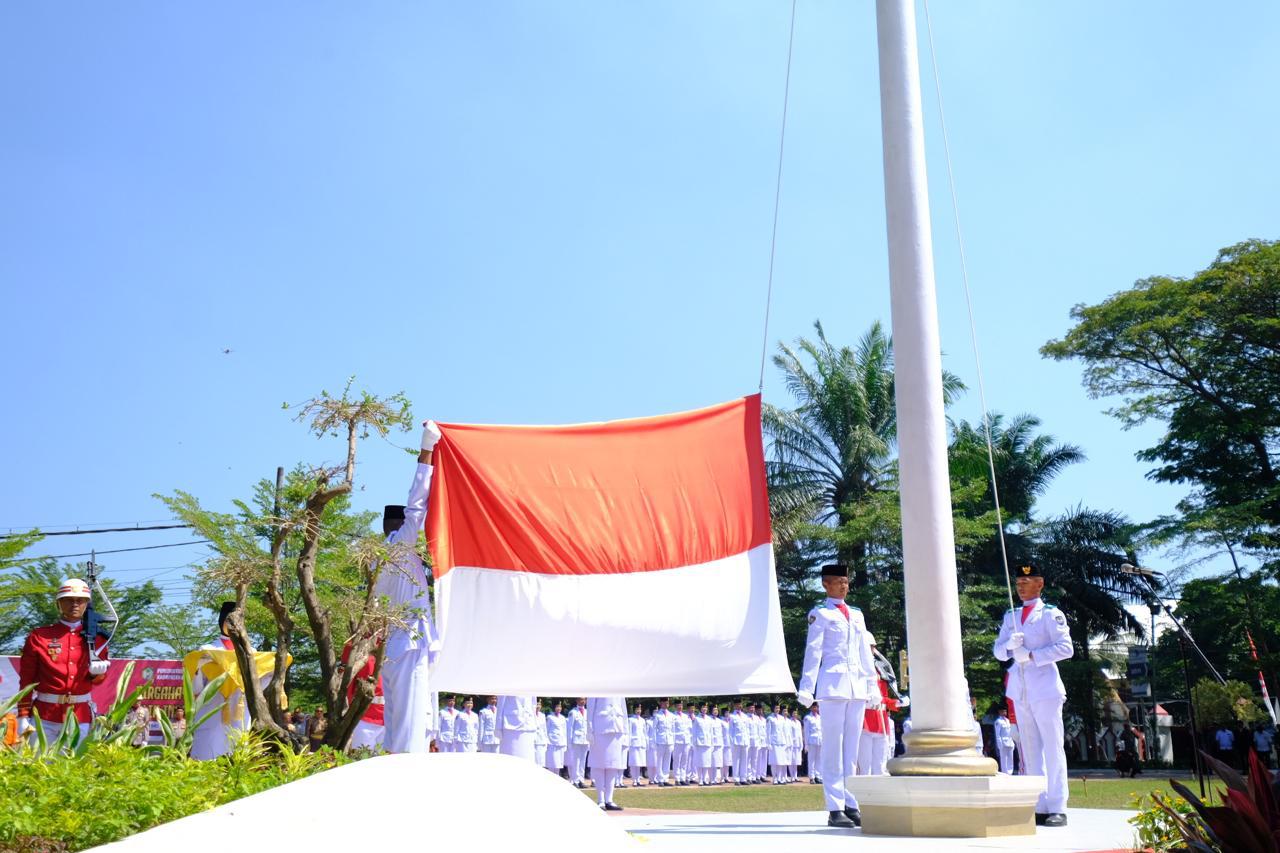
575, 775, 1200, 813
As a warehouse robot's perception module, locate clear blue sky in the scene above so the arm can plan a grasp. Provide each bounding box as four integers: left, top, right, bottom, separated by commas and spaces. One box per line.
3, 1, 1276, 604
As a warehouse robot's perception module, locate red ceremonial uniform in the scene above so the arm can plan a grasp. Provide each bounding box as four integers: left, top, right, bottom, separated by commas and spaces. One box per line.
863, 677, 894, 735
19, 622, 109, 725
340, 643, 384, 725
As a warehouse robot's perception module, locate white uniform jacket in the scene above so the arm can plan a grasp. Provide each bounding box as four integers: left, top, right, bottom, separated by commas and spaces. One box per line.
454, 709, 479, 745
479, 705, 500, 745
798, 600, 877, 702
673, 712, 692, 745
534, 710, 549, 746
568, 706, 591, 745
728, 711, 750, 746
994, 715, 1015, 748
804, 712, 822, 745
546, 712, 567, 746
437, 706, 458, 744
587, 697, 627, 738
373, 463, 440, 656
692, 713, 714, 747
651, 709, 676, 745
710, 715, 725, 748
496, 696, 538, 735
628, 714, 649, 749
767, 713, 788, 746
993, 599, 1072, 701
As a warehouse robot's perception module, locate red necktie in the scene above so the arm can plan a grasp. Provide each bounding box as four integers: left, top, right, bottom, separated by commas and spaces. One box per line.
1020, 605, 1034, 624
836, 603, 850, 621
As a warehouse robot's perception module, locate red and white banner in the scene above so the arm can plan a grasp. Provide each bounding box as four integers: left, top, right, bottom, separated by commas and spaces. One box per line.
2, 656, 183, 712
426, 395, 794, 695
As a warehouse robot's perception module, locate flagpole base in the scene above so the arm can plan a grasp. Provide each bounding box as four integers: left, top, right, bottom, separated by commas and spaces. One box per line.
886, 728, 998, 776
844, 774, 1046, 837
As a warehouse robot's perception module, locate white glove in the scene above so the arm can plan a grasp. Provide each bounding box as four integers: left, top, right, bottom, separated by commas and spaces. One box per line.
1011, 645, 1031, 664
421, 420, 442, 451
1007, 631, 1024, 651
88, 659, 109, 676
797, 692, 815, 708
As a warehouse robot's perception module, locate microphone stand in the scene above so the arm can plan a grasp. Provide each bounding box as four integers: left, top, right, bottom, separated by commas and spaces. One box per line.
1121, 564, 1224, 797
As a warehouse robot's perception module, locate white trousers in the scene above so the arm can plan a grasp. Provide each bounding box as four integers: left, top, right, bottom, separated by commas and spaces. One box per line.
673, 743, 690, 780
819, 698, 866, 811
457, 740, 477, 753
856, 729, 885, 775
568, 743, 589, 783
381, 631, 433, 754
595, 768, 621, 804
1018, 696, 1068, 813
534, 743, 547, 767
731, 745, 749, 781
998, 743, 1015, 774
807, 743, 822, 779
479, 741, 499, 753
652, 744, 673, 782
545, 744, 566, 770
350, 719, 385, 751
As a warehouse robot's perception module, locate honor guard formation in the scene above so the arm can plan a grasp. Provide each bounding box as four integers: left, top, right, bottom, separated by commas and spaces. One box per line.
13, 420, 1090, 830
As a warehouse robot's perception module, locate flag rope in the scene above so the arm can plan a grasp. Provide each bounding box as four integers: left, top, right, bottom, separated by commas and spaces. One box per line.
757, 0, 799, 393
922, 0, 1016, 616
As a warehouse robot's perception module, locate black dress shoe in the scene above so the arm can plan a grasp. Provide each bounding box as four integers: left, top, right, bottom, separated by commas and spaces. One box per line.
604, 802, 624, 811
1034, 813, 1047, 826
828, 810, 855, 828
574, 781, 585, 789
1042, 813, 1067, 828
843, 807, 861, 827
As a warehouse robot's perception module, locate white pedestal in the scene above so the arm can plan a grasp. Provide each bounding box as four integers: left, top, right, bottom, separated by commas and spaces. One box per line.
845, 775, 1046, 837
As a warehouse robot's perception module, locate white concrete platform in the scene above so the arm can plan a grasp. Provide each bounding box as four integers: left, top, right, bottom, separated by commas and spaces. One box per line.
614, 809, 1135, 852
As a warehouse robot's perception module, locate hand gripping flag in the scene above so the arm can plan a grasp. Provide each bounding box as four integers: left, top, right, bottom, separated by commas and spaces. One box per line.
426, 395, 795, 695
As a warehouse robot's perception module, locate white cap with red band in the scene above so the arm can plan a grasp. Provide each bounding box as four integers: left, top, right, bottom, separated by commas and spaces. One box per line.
56, 578, 92, 600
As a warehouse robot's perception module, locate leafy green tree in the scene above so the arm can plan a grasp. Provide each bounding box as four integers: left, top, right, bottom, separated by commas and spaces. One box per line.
158, 380, 415, 748
1042, 239, 1280, 566
764, 320, 962, 586
134, 603, 213, 658
1190, 678, 1268, 729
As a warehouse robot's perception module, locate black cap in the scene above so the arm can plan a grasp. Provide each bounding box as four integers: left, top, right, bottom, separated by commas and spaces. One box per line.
821, 564, 848, 578
218, 601, 237, 630
384, 505, 406, 524
1014, 563, 1042, 579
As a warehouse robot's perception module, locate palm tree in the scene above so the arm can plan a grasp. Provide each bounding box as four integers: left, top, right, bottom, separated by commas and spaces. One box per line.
1034, 507, 1152, 761
764, 320, 962, 585
949, 413, 1085, 579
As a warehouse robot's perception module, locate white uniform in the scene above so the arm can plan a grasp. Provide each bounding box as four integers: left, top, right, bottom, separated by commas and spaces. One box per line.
692, 712, 714, 783
454, 708, 479, 752
437, 704, 458, 752
533, 708, 549, 767
567, 704, 591, 784
627, 713, 648, 784
651, 707, 676, 784
672, 710, 692, 783
767, 712, 789, 782
189, 638, 271, 761
497, 695, 538, 761
478, 703, 500, 753
587, 697, 627, 806
995, 714, 1016, 774
804, 710, 823, 782
797, 598, 877, 813
373, 463, 440, 754
545, 711, 567, 772
710, 712, 726, 782
728, 709, 751, 783
790, 715, 803, 779
994, 597, 1073, 814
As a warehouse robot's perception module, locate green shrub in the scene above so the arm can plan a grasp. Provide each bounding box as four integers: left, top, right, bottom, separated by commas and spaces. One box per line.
1128, 789, 1197, 853
0, 733, 355, 852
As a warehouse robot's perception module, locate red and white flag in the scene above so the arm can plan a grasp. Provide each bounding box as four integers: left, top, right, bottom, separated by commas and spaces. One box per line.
425, 395, 794, 695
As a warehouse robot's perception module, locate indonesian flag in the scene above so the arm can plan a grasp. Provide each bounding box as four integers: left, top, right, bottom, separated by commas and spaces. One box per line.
426, 395, 795, 696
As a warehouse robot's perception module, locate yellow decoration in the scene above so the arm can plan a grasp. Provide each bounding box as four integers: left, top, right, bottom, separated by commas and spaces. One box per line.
182, 649, 292, 724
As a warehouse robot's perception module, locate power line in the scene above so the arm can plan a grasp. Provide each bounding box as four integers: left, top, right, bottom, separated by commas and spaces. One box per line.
41, 540, 214, 560
0, 523, 192, 540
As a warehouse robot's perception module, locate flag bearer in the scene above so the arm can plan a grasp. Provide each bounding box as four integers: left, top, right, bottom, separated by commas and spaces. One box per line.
797, 564, 877, 828
993, 563, 1073, 828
